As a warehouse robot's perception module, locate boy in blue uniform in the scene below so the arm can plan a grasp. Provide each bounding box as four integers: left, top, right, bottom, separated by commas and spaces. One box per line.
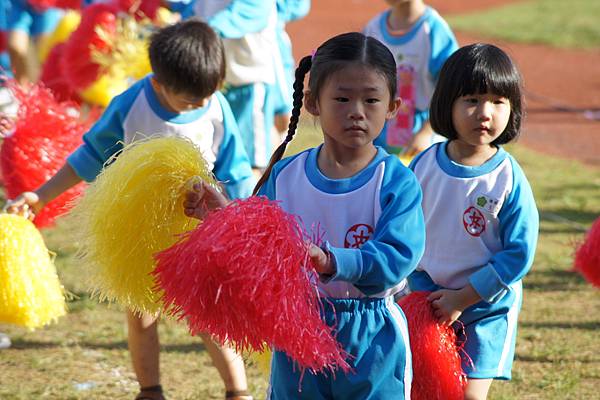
6, 19, 254, 400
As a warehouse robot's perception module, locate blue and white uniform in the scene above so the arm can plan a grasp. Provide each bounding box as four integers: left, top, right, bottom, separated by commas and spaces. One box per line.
67, 75, 254, 200
260, 146, 425, 399
270, 0, 310, 116
6, 0, 62, 37
408, 142, 539, 379
193, 0, 280, 168
364, 7, 457, 154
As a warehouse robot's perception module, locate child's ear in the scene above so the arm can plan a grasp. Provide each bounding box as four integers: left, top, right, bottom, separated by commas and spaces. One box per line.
304, 90, 319, 116
386, 97, 402, 120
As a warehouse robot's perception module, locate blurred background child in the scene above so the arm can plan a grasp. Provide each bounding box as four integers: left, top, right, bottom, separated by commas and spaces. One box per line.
364, 0, 457, 158
408, 43, 539, 400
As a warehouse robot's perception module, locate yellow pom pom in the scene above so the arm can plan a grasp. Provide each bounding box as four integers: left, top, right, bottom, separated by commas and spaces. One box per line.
398, 154, 414, 167
248, 348, 272, 376
79, 75, 129, 108
0, 214, 66, 329
66, 136, 217, 315
38, 11, 81, 63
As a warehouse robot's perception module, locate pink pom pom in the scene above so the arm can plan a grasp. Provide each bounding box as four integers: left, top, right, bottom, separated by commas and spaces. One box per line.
0, 81, 94, 228
154, 196, 350, 374
40, 44, 82, 104
60, 3, 117, 92
398, 291, 467, 400
574, 217, 600, 288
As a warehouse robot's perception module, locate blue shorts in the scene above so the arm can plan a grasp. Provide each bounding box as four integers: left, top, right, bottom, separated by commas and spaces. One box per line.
408, 270, 522, 380
222, 83, 275, 168
7, 2, 62, 37
267, 297, 412, 400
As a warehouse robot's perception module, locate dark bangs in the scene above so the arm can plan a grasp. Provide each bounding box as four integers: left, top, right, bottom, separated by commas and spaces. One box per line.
430, 43, 523, 144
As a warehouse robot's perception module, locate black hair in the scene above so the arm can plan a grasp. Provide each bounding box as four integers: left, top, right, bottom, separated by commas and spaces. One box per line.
148, 18, 225, 99
430, 43, 523, 145
253, 32, 397, 195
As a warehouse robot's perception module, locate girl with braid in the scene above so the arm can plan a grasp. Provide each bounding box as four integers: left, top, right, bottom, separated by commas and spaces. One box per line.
184, 32, 426, 399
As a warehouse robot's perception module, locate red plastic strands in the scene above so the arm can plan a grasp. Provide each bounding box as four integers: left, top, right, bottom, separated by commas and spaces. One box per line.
397, 291, 467, 400
574, 217, 600, 288
0, 80, 93, 227
41, 43, 82, 104
154, 196, 350, 375
60, 2, 117, 92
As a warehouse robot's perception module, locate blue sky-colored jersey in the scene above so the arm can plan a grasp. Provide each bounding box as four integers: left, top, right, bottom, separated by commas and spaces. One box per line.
258, 145, 425, 298
67, 75, 253, 199
410, 142, 539, 303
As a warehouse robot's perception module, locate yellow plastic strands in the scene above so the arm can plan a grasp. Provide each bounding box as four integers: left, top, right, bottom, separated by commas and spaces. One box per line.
66, 136, 216, 315
91, 14, 152, 83
0, 214, 66, 329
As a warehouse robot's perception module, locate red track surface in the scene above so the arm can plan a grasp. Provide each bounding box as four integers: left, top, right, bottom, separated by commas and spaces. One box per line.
287, 0, 600, 166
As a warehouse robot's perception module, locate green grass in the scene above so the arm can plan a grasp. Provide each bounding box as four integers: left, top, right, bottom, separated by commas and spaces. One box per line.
448, 0, 600, 49
1, 125, 599, 398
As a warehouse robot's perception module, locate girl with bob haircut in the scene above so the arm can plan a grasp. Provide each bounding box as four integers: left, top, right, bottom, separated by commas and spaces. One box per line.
408, 43, 539, 400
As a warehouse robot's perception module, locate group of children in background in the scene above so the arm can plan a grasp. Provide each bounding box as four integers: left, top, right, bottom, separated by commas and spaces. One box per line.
1, 0, 539, 399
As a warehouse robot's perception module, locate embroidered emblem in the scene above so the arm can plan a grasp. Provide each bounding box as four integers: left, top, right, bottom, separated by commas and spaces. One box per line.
344, 224, 374, 248
475, 194, 501, 214
463, 206, 486, 237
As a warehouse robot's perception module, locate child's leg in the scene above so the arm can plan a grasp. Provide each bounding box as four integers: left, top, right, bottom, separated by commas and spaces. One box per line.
464, 378, 493, 400
198, 332, 252, 399
127, 311, 164, 399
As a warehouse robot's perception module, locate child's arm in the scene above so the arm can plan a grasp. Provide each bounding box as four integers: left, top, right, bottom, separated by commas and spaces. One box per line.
427, 284, 482, 325
4, 163, 82, 218
211, 92, 255, 200
468, 163, 539, 303
322, 165, 426, 296
207, 0, 273, 38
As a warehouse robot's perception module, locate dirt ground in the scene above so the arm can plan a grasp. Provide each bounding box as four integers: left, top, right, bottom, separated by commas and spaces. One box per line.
286, 0, 600, 166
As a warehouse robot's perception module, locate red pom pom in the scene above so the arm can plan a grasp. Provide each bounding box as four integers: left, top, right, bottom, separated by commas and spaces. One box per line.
154, 196, 350, 374
0, 81, 94, 228
40, 44, 82, 104
55, 0, 82, 9
0, 31, 7, 53
574, 217, 600, 288
60, 3, 117, 92
26, 0, 56, 12
116, 0, 161, 20
398, 291, 467, 400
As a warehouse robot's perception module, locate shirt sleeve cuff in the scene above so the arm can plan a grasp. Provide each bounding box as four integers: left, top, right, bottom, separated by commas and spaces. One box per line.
66, 146, 104, 182
321, 241, 363, 283
468, 264, 508, 303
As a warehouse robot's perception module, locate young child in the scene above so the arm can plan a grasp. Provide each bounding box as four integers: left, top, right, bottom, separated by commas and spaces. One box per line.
407, 43, 539, 400
5, 0, 63, 84
191, 0, 281, 172
184, 32, 426, 399
5, 19, 254, 400
364, 0, 457, 157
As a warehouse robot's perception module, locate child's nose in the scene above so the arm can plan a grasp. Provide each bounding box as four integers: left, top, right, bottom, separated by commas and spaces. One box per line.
348, 102, 365, 119
477, 102, 493, 120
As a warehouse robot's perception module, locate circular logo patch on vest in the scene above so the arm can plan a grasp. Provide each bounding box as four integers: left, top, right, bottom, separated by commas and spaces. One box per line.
463, 206, 486, 237
344, 223, 374, 248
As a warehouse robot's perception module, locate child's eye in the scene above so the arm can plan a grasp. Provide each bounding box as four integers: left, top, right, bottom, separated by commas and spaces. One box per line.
366, 98, 380, 104
464, 97, 478, 104
335, 97, 349, 102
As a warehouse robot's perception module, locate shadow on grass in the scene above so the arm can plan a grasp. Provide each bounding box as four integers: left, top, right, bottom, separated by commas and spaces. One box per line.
520, 321, 600, 331
539, 209, 596, 234
515, 353, 600, 364
524, 269, 586, 291
9, 340, 207, 353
